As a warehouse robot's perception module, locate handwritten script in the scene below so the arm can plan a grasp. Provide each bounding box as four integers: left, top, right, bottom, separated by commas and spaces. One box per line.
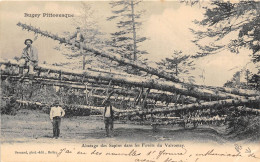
13, 143, 259, 162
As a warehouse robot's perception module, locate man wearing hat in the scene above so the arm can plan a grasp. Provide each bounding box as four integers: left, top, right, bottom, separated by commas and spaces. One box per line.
68, 27, 85, 52
103, 100, 114, 137
18, 39, 38, 79
50, 100, 65, 139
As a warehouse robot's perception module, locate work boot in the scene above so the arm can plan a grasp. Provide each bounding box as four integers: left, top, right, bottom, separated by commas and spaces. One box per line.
28, 64, 37, 75
105, 128, 109, 137
53, 129, 56, 138
110, 129, 114, 137
57, 129, 60, 137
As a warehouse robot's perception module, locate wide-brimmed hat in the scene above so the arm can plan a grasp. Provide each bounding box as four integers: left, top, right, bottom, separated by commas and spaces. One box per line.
24, 39, 33, 45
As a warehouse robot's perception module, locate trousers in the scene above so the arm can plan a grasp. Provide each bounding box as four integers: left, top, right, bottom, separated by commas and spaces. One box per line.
72, 41, 84, 53
18, 59, 38, 75
52, 117, 61, 137
104, 117, 113, 136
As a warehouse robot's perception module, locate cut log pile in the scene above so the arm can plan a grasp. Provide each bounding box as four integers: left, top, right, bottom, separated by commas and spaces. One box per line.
1, 57, 259, 125
1, 59, 259, 102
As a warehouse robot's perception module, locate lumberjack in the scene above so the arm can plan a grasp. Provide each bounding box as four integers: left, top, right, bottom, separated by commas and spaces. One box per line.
18, 39, 38, 80
68, 27, 85, 53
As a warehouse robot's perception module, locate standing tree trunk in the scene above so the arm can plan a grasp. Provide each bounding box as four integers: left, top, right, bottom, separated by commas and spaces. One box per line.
131, 0, 137, 61
83, 54, 86, 70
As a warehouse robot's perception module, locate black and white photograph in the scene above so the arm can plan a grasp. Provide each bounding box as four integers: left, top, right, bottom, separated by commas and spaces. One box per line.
0, 0, 260, 162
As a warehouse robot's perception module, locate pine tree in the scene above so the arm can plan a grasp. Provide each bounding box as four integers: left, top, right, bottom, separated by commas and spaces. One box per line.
190, 1, 260, 63
224, 69, 259, 90
156, 50, 195, 83
56, 2, 106, 70
107, 0, 148, 61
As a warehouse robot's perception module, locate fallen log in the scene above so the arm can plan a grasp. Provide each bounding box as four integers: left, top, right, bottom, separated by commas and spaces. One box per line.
152, 116, 180, 120
118, 116, 231, 126
116, 97, 260, 117
151, 116, 230, 126
113, 88, 199, 104
2, 97, 106, 112
232, 106, 260, 115
199, 85, 260, 98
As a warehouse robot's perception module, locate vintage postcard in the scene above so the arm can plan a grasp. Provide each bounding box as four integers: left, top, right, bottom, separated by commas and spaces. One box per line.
0, 0, 260, 162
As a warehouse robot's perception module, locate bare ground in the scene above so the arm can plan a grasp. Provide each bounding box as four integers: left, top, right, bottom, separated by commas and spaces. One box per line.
0, 109, 242, 144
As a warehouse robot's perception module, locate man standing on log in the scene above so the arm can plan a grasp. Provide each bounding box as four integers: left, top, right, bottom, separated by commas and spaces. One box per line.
68, 27, 85, 53
103, 100, 114, 137
18, 39, 38, 80
50, 100, 65, 139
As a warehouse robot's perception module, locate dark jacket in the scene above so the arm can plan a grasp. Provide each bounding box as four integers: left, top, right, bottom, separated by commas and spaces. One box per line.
103, 105, 114, 119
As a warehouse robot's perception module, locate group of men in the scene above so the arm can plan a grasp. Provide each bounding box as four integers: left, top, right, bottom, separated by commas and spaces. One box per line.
50, 100, 114, 139
19, 27, 114, 139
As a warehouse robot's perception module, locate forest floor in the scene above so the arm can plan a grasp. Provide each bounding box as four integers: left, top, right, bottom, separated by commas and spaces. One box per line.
1, 109, 252, 145
2, 109, 260, 162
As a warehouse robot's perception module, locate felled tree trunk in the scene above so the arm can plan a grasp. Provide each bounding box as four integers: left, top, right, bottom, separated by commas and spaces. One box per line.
199, 85, 260, 98
151, 116, 230, 126
120, 116, 232, 126
232, 106, 260, 114
2, 97, 106, 112
115, 97, 260, 117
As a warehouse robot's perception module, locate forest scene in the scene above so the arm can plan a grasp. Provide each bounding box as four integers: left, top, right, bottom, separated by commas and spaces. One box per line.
0, 0, 260, 146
